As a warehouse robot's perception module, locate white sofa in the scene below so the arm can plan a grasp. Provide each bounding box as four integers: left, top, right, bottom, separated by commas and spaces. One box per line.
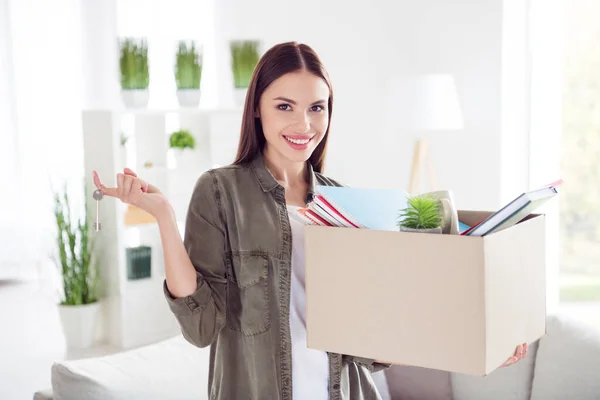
34, 314, 600, 400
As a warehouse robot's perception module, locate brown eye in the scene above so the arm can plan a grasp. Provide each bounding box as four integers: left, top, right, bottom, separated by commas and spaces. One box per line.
278, 104, 291, 111
311, 105, 324, 112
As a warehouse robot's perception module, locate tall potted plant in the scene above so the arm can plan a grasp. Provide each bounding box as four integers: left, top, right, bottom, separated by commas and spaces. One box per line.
397, 194, 445, 234
119, 37, 150, 108
52, 182, 100, 349
174, 40, 202, 107
230, 40, 260, 106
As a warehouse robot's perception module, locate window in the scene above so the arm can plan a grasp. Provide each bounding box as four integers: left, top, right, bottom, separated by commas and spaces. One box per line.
557, 0, 600, 328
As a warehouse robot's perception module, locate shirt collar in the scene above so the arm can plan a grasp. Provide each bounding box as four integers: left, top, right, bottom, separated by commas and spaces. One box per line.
249, 151, 317, 204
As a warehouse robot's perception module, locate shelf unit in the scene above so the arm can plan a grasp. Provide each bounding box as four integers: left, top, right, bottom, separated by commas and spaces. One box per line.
81, 106, 242, 349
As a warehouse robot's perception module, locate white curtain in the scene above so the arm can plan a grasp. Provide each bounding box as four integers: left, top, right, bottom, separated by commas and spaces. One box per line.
0, 0, 86, 279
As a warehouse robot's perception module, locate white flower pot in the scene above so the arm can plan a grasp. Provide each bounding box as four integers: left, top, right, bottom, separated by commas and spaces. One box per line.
234, 87, 248, 106
121, 89, 149, 108
58, 302, 100, 349
176, 89, 201, 107
399, 226, 443, 234
173, 149, 199, 171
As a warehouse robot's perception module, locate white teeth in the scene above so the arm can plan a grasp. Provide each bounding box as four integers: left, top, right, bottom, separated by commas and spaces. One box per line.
285, 136, 310, 145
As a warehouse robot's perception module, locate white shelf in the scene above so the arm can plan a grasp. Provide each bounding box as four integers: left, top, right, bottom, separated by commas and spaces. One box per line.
82, 107, 242, 349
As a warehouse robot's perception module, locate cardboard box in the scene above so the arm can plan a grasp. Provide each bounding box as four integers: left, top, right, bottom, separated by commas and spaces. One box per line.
305, 210, 547, 376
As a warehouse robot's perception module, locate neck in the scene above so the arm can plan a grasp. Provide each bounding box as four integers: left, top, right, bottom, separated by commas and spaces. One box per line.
263, 147, 308, 189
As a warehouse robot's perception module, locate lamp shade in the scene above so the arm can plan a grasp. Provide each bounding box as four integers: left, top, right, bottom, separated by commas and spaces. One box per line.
389, 74, 463, 131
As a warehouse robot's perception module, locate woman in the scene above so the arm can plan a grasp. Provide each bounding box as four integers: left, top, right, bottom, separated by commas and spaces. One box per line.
93, 41, 527, 400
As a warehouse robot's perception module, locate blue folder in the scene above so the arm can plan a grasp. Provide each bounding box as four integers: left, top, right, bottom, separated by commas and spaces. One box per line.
315, 185, 409, 231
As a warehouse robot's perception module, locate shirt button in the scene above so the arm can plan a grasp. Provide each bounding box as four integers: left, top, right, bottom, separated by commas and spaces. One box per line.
333, 384, 340, 390
282, 269, 288, 277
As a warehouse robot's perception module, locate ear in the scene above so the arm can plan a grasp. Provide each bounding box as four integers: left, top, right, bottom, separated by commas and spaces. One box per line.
254, 109, 260, 118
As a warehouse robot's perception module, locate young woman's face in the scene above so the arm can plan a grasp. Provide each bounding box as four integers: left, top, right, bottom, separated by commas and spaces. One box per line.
257, 69, 330, 165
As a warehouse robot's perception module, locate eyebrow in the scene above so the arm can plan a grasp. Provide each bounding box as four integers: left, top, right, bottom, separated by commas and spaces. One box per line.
273, 96, 326, 105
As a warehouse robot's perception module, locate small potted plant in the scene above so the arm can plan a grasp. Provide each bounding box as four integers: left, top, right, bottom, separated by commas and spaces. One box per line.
119, 37, 150, 108
230, 40, 260, 106
397, 194, 444, 233
169, 129, 196, 169
174, 40, 203, 107
52, 181, 100, 349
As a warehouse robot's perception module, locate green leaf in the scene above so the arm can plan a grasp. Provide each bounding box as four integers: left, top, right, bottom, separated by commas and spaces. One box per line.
397, 194, 444, 230
230, 40, 260, 89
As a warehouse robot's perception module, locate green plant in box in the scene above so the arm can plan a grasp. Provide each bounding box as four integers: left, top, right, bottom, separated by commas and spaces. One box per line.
397, 194, 444, 233
52, 182, 99, 306
175, 40, 202, 90
119, 37, 149, 90
169, 129, 195, 150
230, 40, 260, 88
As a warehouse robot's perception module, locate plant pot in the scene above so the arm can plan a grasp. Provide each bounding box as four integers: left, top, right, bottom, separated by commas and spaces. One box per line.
399, 226, 443, 234
58, 302, 100, 349
121, 89, 149, 108
172, 148, 199, 171
176, 89, 201, 107
234, 87, 248, 106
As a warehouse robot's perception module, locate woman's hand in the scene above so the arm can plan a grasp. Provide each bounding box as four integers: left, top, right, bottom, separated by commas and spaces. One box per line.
500, 342, 528, 367
93, 167, 170, 219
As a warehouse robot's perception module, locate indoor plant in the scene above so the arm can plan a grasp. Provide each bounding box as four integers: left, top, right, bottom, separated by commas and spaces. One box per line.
119, 37, 150, 108
397, 194, 444, 233
230, 40, 260, 105
174, 40, 202, 107
169, 129, 197, 169
52, 182, 100, 349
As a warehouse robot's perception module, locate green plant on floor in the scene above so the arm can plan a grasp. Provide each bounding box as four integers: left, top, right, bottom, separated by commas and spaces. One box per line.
119, 37, 149, 90
175, 40, 202, 90
169, 129, 195, 150
230, 40, 260, 89
397, 194, 444, 230
52, 181, 99, 306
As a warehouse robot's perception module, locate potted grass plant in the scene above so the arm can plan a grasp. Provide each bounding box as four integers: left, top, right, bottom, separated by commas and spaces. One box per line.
169, 129, 197, 169
119, 37, 150, 108
174, 40, 203, 107
397, 194, 444, 233
230, 40, 260, 105
52, 182, 100, 349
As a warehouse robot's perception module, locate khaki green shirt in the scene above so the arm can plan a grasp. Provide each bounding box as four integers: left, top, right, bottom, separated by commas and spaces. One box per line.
163, 152, 391, 400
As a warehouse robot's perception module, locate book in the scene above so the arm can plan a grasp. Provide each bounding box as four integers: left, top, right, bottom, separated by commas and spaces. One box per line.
464, 179, 563, 236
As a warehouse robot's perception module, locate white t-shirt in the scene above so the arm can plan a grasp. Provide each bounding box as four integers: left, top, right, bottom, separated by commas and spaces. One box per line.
287, 205, 330, 399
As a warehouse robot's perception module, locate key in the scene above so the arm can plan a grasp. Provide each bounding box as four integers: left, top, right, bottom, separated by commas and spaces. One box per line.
93, 189, 103, 231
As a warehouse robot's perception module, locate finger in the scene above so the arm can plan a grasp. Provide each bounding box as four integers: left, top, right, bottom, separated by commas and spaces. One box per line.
93, 170, 118, 198
515, 344, 523, 357
502, 356, 518, 367
122, 174, 134, 203
117, 173, 125, 200
123, 167, 137, 177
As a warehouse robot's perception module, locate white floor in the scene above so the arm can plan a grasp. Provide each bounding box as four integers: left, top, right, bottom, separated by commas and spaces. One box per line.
0, 276, 119, 400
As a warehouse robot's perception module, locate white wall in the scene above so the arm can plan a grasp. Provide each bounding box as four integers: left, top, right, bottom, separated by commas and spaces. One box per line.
217, 0, 530, 211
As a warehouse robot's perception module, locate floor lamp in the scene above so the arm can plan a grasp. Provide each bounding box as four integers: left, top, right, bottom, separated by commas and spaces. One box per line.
392, 74, 464, 194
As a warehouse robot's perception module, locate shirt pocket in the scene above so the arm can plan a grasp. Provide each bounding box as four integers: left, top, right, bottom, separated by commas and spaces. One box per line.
226, 252, 271, 335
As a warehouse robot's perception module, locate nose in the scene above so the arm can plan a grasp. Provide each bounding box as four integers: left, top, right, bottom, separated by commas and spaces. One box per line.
293, 112, 311, 133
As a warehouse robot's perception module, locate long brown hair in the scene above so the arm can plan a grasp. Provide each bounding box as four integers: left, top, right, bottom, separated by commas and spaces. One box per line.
232, 41, 334, 173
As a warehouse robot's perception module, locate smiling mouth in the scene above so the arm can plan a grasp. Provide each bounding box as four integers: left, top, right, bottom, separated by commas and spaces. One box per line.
283, 136, 312, 145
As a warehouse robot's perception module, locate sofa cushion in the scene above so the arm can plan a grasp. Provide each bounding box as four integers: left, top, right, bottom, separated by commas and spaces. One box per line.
530, 313, 600, 400
450, 339, 538, 400
51, 335, 211, 400
384, 365, 452, 400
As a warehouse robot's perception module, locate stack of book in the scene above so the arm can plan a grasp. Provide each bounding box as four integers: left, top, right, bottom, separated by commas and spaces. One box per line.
294, 179, 563, 236
295, 186, 408, 231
